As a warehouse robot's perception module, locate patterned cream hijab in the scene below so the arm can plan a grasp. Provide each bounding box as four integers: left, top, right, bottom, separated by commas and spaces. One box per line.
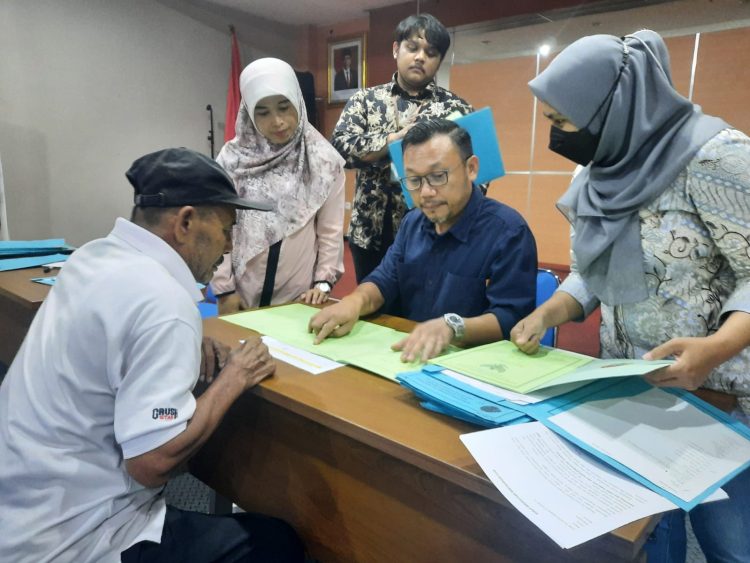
217, 58, 344, 270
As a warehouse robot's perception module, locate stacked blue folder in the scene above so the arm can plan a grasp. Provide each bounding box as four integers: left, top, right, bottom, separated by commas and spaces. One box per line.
397, 365, 531, 427
398, 365, 750, 510
0, 239, 75, 271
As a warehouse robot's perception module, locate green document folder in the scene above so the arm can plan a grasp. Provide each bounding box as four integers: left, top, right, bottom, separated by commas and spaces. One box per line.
221, 304, 424, 380
430, 340, 673, 394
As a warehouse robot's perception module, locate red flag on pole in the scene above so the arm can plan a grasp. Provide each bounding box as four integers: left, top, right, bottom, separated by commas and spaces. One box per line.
224, 26, 242, 142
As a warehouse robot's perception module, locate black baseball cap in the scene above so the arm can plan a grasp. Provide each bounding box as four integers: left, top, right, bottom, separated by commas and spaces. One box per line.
126, 147, 272, 211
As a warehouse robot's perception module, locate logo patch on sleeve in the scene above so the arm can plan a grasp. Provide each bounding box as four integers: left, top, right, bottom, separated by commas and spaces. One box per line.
152, 407, 178, 420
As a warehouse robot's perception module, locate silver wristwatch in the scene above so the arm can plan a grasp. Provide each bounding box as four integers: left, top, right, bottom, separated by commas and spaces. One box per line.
443, 313, 465, 340
314, 281, 332, 293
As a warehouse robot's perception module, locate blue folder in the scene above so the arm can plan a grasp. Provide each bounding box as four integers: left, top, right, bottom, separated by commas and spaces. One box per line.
517, 377, 750, 511
388, 107, 505, 208
0, 253, 71, 272
0, 239, 66, 252
397, 366, 750, 511
397, 365, 528, 427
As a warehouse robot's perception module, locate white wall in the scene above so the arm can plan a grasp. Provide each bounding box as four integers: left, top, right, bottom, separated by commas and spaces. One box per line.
0, 0, 296, 246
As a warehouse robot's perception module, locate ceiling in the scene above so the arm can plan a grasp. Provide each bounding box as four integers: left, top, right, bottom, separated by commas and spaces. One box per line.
199, 0, 408, 26
449, 0, 750, 63
163, 0, 750, 63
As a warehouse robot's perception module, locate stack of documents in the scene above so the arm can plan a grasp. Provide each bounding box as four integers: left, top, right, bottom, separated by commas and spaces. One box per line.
222, 303, 429, 380
432, 340, 673, 393
396, 340, 673, 427
397, 366, 533, 427
461, 421, 729, 549
460, 376, 750, 548
0, 239, 74, 271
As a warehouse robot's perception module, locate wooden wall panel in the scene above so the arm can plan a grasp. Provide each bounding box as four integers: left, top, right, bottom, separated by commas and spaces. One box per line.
663, 34, 695, 96
487, 174, 530, 219
692, 27, 750, 133
527, 175, 573, 267
487, 173, 572, 267
451, 57, 537, 172
451, 55, 574, 266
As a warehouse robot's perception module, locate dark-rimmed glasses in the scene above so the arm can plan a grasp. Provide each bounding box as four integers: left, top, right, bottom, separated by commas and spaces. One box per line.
399, 161, 467, 192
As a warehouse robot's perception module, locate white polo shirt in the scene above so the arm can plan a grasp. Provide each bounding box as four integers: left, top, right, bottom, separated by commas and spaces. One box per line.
0, 218, 204, 562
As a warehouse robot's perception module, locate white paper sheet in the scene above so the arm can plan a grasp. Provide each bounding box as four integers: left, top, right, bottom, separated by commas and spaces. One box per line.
261, 335, 344, 374
460, 422, 727, 549
442, 369, 586, 404
548, 386, 750, 502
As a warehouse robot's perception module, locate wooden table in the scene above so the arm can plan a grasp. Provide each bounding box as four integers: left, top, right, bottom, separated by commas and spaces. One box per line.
0, 267, 52, 365
2, 266, 739, 560
191, 316, 657, 562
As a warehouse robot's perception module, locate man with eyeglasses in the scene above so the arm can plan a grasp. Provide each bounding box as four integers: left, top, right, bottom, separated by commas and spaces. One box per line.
310, 119, 537, 361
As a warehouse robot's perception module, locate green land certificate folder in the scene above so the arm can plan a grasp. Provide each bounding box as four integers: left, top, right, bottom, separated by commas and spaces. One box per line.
221, 303, 424, 380
430, 340, 673, 394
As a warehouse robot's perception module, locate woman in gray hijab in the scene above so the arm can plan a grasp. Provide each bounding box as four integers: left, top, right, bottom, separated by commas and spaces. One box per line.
511, 30, 750, 562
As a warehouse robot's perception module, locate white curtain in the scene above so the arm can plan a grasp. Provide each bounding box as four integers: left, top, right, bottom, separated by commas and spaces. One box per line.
0, 154, 8, 240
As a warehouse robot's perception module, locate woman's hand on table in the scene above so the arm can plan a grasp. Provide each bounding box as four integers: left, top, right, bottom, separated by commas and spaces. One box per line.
218, 293, 248, 315
298, 287, 330, 305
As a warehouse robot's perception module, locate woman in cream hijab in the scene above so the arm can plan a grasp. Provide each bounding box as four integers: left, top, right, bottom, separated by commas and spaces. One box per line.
512, 31, 750, 562
212, 58, 345, 312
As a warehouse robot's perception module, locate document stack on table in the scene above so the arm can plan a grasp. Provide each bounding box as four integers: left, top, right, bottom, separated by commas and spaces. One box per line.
394, 342, 750, 549
461, 421, 730, 549
459, 377, 750, 548
222, 303, 429, 379
396, 340, 673, 425
0, 239, 74, 271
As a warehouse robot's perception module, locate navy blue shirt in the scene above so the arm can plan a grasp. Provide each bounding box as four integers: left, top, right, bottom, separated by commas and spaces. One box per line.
364, 186, 538, 336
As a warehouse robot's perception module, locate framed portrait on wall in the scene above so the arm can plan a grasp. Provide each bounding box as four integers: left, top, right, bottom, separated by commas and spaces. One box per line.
328, 35, 366, 104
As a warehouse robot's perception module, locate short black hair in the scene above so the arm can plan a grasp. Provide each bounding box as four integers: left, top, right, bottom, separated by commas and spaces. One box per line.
394, 14, 451, 60
402, 118, 473, 161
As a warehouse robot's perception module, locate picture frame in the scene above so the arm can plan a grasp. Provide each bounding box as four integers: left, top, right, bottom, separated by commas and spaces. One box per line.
328, 34, 366, 104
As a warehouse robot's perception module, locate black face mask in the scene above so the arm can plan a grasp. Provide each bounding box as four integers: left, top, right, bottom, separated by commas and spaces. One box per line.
548, 125, 601, 166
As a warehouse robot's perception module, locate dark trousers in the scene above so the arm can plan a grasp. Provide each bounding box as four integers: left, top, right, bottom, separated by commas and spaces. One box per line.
350, 194, 398, 283
350, 192, 397, 283
121, 506, 304, 563
349, 240, 390, 284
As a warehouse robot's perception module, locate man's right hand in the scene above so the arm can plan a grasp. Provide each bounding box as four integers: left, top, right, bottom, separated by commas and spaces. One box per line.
387, 125, 412, 144
223, 336, 276, 390
308, 301, 360, 344
362, 125, 416, 163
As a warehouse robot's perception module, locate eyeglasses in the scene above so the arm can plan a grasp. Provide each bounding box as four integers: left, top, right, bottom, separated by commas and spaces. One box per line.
399, 161, 466, 192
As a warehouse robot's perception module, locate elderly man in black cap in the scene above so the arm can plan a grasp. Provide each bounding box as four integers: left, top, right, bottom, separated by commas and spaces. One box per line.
0, 148, 304, 563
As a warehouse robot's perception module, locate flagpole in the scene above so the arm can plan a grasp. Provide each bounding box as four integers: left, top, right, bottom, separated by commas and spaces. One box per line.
224, 25, 242, 143
206, 104, 215, 158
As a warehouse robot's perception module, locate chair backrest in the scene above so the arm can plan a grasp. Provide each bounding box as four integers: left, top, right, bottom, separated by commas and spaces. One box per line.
536, 268, 561, 347
204, 283, 217, 304
197, 301, 218, 319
